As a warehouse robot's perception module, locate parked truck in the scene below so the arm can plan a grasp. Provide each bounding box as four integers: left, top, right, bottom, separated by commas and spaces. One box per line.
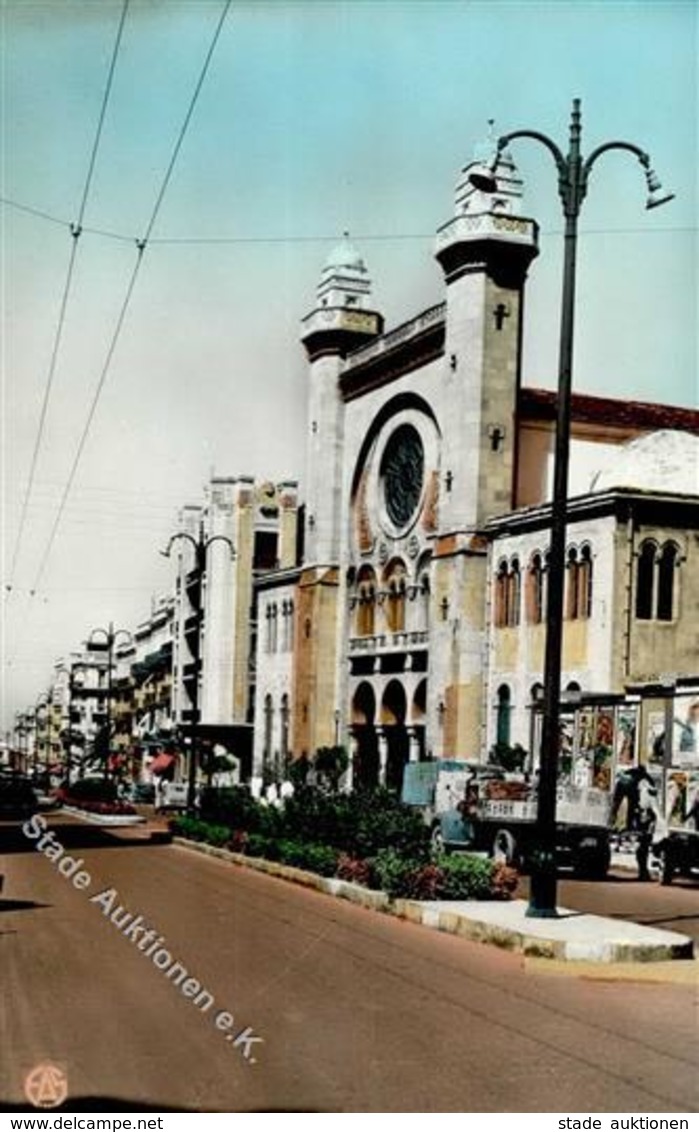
401, 759, 612, 877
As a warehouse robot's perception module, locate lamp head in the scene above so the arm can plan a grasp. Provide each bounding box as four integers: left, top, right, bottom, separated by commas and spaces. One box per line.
468, 162, 499, 194
645, 167, 675, 210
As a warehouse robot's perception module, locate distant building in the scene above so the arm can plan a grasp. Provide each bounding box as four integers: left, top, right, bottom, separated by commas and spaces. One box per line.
170, 476, 298, 778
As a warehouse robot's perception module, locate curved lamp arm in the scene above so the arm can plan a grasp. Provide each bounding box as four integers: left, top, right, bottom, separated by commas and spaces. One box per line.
497, 128, 567, 179
203, 535, 236, 559
160, 532, 200, 559
582, 139, 649, 179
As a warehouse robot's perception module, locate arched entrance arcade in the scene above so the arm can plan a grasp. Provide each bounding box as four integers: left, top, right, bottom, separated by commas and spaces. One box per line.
349, 675, 428, 791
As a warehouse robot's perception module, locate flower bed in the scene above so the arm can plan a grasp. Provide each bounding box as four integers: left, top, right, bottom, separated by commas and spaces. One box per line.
57, 779, 137, 817
170, 814, 518, 901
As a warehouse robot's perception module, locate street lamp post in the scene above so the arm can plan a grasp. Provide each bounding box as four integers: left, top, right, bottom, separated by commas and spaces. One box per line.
161, 523, 235, 812
33, 692, 50, 780
56, 662, 89, 785
14, 713, 31, 774
471, 98, 674, 917
86, 623, 133, 781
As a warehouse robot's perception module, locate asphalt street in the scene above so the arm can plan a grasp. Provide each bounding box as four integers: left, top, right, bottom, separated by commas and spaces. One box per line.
1, 816, 697, 1113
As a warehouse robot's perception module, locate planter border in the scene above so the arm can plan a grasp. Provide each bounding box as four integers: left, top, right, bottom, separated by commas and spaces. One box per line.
62, 804, 146, 827
172, 836, 693, 963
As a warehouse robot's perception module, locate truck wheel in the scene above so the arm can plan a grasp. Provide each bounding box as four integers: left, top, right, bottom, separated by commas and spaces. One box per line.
431, 823, 446, 855
492, 828, 517, 867
574, 845, 610, 880
660, 849, 675, 886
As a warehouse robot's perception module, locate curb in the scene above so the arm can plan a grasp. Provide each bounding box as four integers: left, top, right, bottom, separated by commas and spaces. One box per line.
172, 837, 390, 912
172, 837, 693, 964
62, 805, 146, 827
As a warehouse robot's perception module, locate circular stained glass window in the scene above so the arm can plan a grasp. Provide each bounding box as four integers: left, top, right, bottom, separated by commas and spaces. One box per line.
380, 424, 424, 529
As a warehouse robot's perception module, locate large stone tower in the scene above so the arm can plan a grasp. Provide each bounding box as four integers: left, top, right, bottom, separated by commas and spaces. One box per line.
430, 144, 540, 759
295, 239, 383, 757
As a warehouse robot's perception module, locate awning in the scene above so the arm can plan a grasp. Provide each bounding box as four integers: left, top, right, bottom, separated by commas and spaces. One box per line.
149, 753, 177, 775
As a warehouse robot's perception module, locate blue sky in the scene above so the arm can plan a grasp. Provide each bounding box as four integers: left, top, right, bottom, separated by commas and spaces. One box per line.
1, 0, 697, 727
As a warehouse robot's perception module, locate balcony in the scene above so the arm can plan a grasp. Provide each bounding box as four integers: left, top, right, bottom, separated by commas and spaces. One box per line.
344, 302, 446, 372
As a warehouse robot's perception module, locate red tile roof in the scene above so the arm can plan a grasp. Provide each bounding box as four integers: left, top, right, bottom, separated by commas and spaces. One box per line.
519, 387, 699, 433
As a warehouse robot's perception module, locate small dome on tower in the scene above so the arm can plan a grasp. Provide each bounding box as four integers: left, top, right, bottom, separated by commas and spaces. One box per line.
324, 233, 366, 273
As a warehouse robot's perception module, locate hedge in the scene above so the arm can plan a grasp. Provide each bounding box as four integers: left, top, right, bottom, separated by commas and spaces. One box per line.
170, 816, 516, 901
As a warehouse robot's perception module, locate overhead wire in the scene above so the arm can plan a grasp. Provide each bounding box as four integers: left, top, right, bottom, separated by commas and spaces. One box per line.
6, 0, 130, 594
25, 0, 232, 599
2, 196, 695, 244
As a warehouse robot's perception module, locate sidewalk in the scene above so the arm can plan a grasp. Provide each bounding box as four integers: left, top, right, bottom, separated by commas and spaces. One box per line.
395, 897, 694, 962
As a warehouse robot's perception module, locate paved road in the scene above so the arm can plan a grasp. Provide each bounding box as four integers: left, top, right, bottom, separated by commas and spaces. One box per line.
1, 817, 697, 1113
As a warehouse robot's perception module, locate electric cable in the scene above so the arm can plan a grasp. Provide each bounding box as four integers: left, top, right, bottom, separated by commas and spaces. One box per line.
6, 0, 130, 593
26, 0, 232, 597
2, 197, 695, 243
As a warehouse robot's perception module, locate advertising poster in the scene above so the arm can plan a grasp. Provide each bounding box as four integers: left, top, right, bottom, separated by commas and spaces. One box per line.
646, 708, 667, 766
591, 709, 614, 791
557, 714, 575, 780
574, 706, 597, 788
670, 691, 699, 767
666, 770, 688, 829
615, 704, 638, 767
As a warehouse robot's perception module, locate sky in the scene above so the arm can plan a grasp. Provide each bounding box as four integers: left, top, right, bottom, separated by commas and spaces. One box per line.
1, 0, 697, 733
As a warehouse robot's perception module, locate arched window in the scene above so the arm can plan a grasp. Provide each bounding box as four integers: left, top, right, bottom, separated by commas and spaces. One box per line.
506, 558, 521, 627
494, 560, 509, 628
280, 694, 290, 763
263, 694, 273, 769
496, 685, 512, 746
657, 542, 678, 621
578, 545, 593, 619
635, 540, 656, 620
384, 559, 407, 633
565, 548, 580, 620
356, 567, 377, 637
527, 553, 545, 624
270, 604, 278, 652
286, 600, 295, 650
265, 604, 272, 652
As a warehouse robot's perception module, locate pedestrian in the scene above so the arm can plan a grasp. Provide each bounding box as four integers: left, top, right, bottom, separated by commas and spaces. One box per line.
635, 775, 659, 882
609, 763, 656, 834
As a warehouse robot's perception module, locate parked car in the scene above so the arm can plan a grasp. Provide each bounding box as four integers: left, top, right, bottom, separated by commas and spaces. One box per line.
0, 776, 38, 820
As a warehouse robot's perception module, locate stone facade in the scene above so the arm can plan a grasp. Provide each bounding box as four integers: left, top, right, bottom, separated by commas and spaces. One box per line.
251, 139, 698, 787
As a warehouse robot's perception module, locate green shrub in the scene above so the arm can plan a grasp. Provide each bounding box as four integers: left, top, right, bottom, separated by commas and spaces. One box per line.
198, 785, 262, 830
353, 790, 430, 860
169, 816, 230, 847
245, 833, 280, 860
400, 863, 445, 901
278, 786, 429, 860
370, 849, 515, 900
437, 853, 494, 900
335, 853, 375, 887
370, 848, 411, 896
169, 815, 200, 840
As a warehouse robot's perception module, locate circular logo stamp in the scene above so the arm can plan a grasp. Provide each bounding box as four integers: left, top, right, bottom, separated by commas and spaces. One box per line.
24, 1063, 68, 1109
